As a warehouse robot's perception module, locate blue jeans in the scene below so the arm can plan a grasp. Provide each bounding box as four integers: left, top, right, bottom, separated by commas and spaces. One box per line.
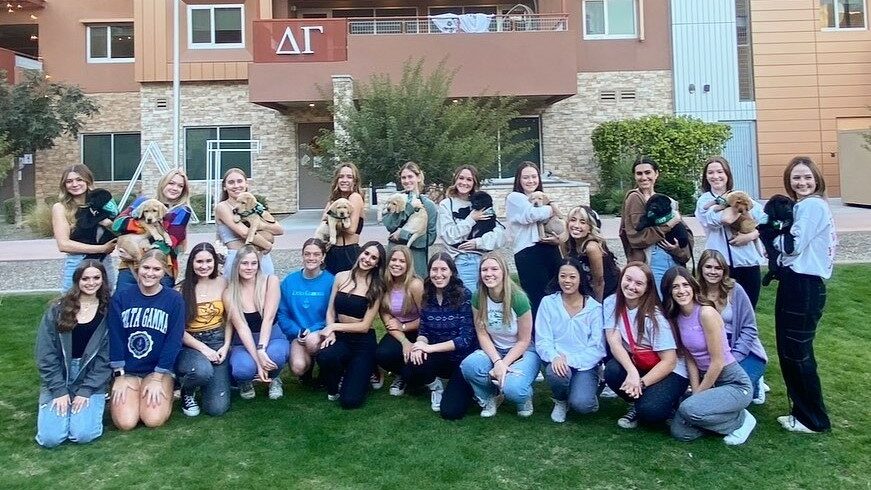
176, 328, 231, 416
739, 354, 766, 398
229, 330, 289, 383
454, 253, 481, 296
117, 268, 175, 290
223, 249, 275, 279
544, 363, 600, 414
650, 246, 678, 298
36, 358, 106, 448
63, 254, 117, 291
460, 348, 541, 406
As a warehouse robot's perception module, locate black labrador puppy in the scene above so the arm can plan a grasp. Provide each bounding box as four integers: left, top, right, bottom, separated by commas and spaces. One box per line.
634, 193, 690, 249
69, 188, 116, 261
757, 194, 795, 286
467, 191, 498, 240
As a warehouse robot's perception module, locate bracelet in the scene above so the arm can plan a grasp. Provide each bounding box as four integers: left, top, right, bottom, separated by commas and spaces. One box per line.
257, 345, 266, 351
493, 358, 503, 365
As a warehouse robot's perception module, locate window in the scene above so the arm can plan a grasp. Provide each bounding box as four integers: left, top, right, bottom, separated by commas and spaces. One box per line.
185, 126, 251, 180
821, 0, 867, 29
87, 25, 134, 63
82, 133, 141, 181
583, 0, 637, 39
736, 0, 755, 101
490, 117, 541, 179
188, 4, 244, 48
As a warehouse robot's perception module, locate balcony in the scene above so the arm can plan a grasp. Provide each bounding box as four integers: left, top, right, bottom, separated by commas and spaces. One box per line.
248, 15, 578, 107
0, 47, 42, 84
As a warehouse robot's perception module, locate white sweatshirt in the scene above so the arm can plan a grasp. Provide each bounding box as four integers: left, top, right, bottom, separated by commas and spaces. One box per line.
437, 196, 506, 258
777, 196, 837, 279
505, 191, 552, 254
695, 191, 766, 268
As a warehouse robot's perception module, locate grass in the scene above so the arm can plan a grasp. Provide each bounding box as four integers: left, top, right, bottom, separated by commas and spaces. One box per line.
1, 266, 870, 489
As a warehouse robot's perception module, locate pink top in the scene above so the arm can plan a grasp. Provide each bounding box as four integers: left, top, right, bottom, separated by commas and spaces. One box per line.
677, 303, 735, 372
390, 287, 420, 324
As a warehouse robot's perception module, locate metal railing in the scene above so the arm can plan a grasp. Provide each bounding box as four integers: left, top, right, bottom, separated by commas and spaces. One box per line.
347, 14, 568, 35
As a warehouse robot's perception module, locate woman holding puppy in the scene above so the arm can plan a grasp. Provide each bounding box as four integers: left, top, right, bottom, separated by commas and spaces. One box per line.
322, 163, 366, 274
215, 168, 285, 278
113, 169, 193, 289
437, 165, 505, 295
694, 156, 765, 307
52, 164, 117, 290
226, 245, 288, 400
565, 205, 620, 302
383, 161, 439, 278
505, 161, 562, 319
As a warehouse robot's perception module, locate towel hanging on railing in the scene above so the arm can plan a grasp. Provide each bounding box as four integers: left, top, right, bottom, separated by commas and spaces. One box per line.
459, 13, 493, 33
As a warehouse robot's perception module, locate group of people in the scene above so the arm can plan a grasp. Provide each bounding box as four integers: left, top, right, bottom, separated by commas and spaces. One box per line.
35, 154, 836, 449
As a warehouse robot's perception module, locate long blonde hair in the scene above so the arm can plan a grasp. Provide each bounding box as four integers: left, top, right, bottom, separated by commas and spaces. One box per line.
58, 164, 95, 227
227, 245, 268, 314
157, 169, 191, 210
475, 253, 521, 329
381, 245, 418, 316
565, 205, 607, 257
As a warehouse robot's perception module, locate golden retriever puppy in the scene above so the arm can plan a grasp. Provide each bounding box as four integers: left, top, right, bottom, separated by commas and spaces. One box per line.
726, 191, 758, 234
315, 198, 352, 246
232, 192, 276, 246
383, 193, 428, 246
132, 198, 172, 244
527, 191, 567, 242
116, 234, 151, 274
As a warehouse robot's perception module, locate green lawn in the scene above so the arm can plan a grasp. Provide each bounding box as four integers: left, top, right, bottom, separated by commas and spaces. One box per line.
1, 265, 869, 489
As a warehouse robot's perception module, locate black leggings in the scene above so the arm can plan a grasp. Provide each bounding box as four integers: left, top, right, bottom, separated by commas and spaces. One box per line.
325, 244, 360, 275
730, 265, 761, 309
376, 332, 418, 375
775, 268, 830, 431
515, 243, 562, 320
317, 330, 376, 410
604, 358, 689, 424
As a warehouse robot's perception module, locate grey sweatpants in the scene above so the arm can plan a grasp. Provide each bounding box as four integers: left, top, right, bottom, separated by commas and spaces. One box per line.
670, 362, 753, 441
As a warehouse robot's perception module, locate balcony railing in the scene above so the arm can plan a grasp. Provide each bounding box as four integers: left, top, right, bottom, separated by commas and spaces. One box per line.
346, 14, 568, 35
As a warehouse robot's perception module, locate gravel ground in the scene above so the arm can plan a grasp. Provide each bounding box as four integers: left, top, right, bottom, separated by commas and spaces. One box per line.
2, 232, 869, 293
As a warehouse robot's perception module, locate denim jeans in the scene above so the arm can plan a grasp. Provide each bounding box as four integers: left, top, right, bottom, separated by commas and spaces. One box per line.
36, 358, 106, 448
63, 254, 117, 291
670, 362, 753, 441
650, 246, 678, 299
176, 328, 231, 416
544, 363, 600, 414
117, 268, 175, 290
229, 329, 289, 383
460, 348, 541, 407
738, 353, 766, 398
223, 249, 275, 279
604, 358, 688, 425
454, 253, 481, 296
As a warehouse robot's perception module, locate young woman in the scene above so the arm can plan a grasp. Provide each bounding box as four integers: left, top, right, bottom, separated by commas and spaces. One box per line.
35, 260, 111, 448
375, 245, 423, 396
437, 165, 505, 294
461, 254, 540, 418
225, 245, 287, 400
113, 169, 193, 288
505, 161, 562, 319
697, 249, 768, 404
406, 253, 477, 415
108, 249, 185, 430
564, 205, 620, 302
175, 243, 231, 417
603, 262, 688, 429
662, 267, 756, 445
774, 156, 837, 434
535, 258, 606, 423
317, 241, 386, 409
322, 163, 366, 274
694, 156, 765, 307
52, 164, 117, 290
276, 238, 335, 381
618, 157, 691, 292
383, 161, 439, 278
215, 168, 285, 278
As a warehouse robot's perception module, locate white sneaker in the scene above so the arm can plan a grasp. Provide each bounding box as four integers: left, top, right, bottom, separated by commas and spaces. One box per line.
427, 378, 444, 412
327, 393, 340, 402
480, 394, 504, 418
239, 382, 256, 400
389, 376, 406, 397
777, 415, 819, 434
752, 381, 766, 405
617, 405, 639, 429
370, 370, 384, 390
550, 399, 568, 423
599, 385, 618, 399
517, 398, 534, 417
724, 410, 757, 445
268, 377, 284, 400
535, 371, 545, 382
761, 377, 771, 393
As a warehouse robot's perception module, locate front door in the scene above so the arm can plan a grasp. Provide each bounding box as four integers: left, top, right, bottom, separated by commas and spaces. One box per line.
722, 120, 759, 199
297, 122, 334, 209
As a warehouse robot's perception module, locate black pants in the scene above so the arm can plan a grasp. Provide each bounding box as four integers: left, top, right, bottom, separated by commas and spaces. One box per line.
376, 332, 418, 375
325, 243, 360, 275
775, 268, 830, 431
730, 265, 761, 309
400, 352, 475, 420
515, 243, 562, 321
317, 330, 376, 410
604, 358, 689, 424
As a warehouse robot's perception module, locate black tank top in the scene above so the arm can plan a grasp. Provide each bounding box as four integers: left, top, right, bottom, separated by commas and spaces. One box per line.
334, 291, 368, 319
244, 311, 263, 334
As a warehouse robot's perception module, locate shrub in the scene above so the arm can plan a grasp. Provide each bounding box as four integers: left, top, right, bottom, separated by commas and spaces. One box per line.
4, 197, 36, 224
24, 201, 53, 237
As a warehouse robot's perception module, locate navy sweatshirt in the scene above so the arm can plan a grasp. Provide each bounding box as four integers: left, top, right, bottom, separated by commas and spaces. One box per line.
419, 287, 477, 362
108, 284, 185, 375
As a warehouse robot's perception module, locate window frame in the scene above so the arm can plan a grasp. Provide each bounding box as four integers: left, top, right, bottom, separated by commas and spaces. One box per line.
582, 0, 638, 40
80, 132, 142, 182
821, 0, 868, 31
494, 115, 542, 179
187, 4, 245, 49
183, 125, 253, 181
86, 24, 135, 64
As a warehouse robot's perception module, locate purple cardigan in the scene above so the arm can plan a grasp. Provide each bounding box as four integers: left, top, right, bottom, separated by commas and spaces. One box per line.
724, 283, 768, 363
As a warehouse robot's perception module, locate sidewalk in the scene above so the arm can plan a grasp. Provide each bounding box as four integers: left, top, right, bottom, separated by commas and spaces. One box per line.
1, 199, 869, 262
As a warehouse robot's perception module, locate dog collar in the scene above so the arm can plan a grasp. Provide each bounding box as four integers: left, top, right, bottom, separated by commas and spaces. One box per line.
235, 202, 269, 219
326, 209, 344, 219
650, 211, 674, 226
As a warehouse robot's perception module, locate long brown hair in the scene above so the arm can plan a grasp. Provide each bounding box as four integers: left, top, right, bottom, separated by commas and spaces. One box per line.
700, 156, 734, 193
660, 266, 717, 350
220, 167, 248, 202
783, 156, 827, 201
58, 164, 95, 228
511, 161, 542, 193
613, 262, 661, 344
329, 162, 362, 201
696, 249, 735, 311
445, 165, 480, 198
381, 245, 419, 316
180, 242, 221, 324
57, 260, 110, 333
339, 241, 386, 307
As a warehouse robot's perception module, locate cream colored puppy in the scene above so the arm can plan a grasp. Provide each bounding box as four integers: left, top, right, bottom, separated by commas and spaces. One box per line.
384, 193, 428, 246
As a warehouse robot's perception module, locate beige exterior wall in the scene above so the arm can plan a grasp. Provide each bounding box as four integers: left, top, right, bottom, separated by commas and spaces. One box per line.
540, 70, 674, 191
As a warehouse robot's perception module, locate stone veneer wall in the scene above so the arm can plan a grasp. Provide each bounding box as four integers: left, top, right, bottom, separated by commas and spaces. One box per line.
540, 70, 673, 192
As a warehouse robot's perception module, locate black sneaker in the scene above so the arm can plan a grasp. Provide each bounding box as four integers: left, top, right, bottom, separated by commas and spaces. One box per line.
181, 392, 200, 417
617, 405, 639, 429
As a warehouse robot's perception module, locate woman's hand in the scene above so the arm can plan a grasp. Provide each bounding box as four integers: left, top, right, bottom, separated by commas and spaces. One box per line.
401, 339, 414, 363
469, 209, 486, 221
111, 376, 135, 406
457, 240, 477, 251
257, 349, 278, 372
620, 369, 643, 399
320, 331, 337, 350
142, 378, 167, 408
199, 345, 220, 363
729, 232, 757, 246
540, 235, 562, 245
215, 344, 230, 363
70, 395, 89, 414
410, 341, 429, 365
390, 230, 402, 242
551, 354, 570, 378
385, 319, 401, 332
103, 239, 117, 254
658, 237, 679, 251
489, 359, 510, 388
50, 394, 71, 417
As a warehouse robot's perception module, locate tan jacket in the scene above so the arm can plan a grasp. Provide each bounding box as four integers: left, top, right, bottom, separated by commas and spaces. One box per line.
618, 189, 692, 264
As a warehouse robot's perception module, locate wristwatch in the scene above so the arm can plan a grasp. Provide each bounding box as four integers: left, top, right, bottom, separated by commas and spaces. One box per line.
113, 368, 125, 378
401, 323, 407, 332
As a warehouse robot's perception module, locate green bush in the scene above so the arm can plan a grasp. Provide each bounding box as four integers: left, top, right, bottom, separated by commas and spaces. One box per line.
190, 193, 269, 219
3, 197, 36, 224
590, 188, 626, 216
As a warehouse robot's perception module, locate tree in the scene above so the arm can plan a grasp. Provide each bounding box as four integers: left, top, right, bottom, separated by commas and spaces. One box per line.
0, 71, 99, 225
314, 59, 533, 189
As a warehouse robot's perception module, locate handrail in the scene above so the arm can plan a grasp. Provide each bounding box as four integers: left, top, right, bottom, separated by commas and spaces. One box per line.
344, 13, 569, 35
